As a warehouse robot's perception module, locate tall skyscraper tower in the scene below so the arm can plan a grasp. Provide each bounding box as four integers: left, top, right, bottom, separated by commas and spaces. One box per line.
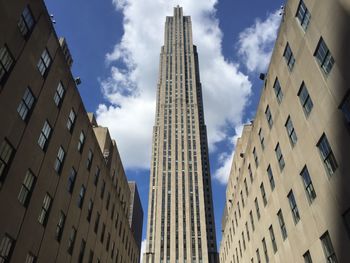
144, 6, 218, 263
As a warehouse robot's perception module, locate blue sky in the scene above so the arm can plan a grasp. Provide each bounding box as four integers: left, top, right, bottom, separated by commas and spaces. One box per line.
45, 0, 282, 254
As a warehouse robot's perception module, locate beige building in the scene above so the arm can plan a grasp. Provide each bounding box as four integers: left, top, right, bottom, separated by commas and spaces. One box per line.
144, 6, 218, 263
0, 0, 142, 262
219, 0, 350, 262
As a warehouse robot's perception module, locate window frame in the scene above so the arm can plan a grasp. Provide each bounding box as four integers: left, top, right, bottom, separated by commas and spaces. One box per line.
0, 44, 15, 86
314, 37, 335, 75
265, 105, 273, 129
37, 48, 52, 77
285, 116, 298, 146
37, 120, 52, 151
0, 139, 15, 183
296, 0, 311, 30
317, 134, 338, 176
18, 5, 35, 38
300, 166, 317, 203
17, 87, 35, 121
275, 143, 285, 171
283, 43, 295, 70
288, 190, 300, 224
18, 170, 36, 206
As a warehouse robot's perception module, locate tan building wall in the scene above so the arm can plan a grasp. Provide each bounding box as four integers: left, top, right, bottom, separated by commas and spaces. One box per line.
0, 0, 141, 262
220, 0, 350, 262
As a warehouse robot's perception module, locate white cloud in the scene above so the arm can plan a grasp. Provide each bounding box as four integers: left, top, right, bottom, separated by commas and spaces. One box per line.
96, 0, 252, 169
140, 239, 146, 263
237, 10, 281, 73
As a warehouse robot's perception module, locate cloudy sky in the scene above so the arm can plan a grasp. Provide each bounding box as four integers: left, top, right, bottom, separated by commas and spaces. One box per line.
46, 0, 282, 257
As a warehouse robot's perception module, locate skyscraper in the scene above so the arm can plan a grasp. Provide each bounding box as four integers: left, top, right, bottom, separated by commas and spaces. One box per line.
144, 6, 218, 263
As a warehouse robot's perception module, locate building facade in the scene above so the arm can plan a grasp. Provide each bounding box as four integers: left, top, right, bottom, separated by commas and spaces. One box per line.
0, 0, 142, 262
219, 0, 350, 262
144, 6, 218, 263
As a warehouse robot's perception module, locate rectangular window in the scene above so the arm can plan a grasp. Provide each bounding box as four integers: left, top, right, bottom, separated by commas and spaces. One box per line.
86, 149, 93, 170
67, 227, 77, 255
78, 239, 86, 263
267, 165, 275, 190
77, 185, 86, 209
300, 166, 316, 203
53, 82, 65, 107
0, 45, 14, 84
0, 234, 15, 262
265, 105, 273, 128
25, 253, 36, 263
269, 225, 277, 253
94, 212, 100, 233
87, 199, 93, 222
77, 131, 85, 153
258, 128, 265, 150
255, 198, 261, 219
320, 231, 337, 263
18, 170, 36, 206
315, 38, 335, 75
38, 193, 52, 225
244, 178, 248, 196
18, 5, 35, 37
260, 183, 267, 206
248, 164, 253, 182
55, 211, 66, 241
37, 48, 51, 77
340, 92, 350, 125
288, 190, 300, 224
250, 210, 255, 231
283, 43, 295, 70
54, 146, 65, 174
66, 109, 76, 132
253, 147, 259, 167
273, 78, 284, 103
17, 87, 35, 121
101, 223, 106, 242
100, 180, 106, 199
38, 120, 51, 150
277, 209, 287, 240
94, 166, 100, 186
245, 222, 250, 241
298, 82, 313, 116
0, 139, 14, 182
67, 168, 76, 194
262, 238, 268, 263
303, 250, 313, 263
285, 116, 298, 146
296, 0, 311, 30
275, 143, 285, 171
317, 134, 338, 175
256, 248, 261, 263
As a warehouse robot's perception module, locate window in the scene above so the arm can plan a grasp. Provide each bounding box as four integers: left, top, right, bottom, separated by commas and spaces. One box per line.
258, 128, 265, 150
87, 199, 93, 222
275, 143, 285, 171
55, 211, 66, 241
267, 165, 275, 190
283, 43, 295, 70
265, 105, 273, 128
248, 164, 253, 182
25, 253, 36, 263
67, 168, 76, 193
18, 170, 36, 206
54, 146, 65, 174
66, 109, 76, 132
255, 198, 260, 219
77, 131, 85, 153
94, 212, 100, 233
53, 82, 65, 107
298, 82, 313, 116
17, 87, 35, 121
86, 149, 93, 170
38, 193, 52, 225
78, 239, 86, 263
100, 180, 106, 199
250, 211, 255, 231
260, 183, 267, 206
253, 147, 259, 167
320, 231, 337, 263
256, 249, 261, 263
273, 78, 283, 103
101, 223, 106, 242
94, 167, 100, 186
77, 185, 86, 208
244, 178, 248, 196
340, 92, 350, 125
262, 238, 268, 263
300, 166, 316, 203
277, 209, 287, 240
296, 0, 311, 30
18, 5, 35, 37
0, 45, 14, 84
317, 134, 338, 175
37, 48, 51, 77
285, 116, 298, 146
0, 234, 14, 262
245, 222, 250, 241
269, 225, 277, 253
303, 250, 313, 263
288, 190, 300, 224
38, 120, 51, 150
0, 139, 14, 182
314, 38, 335, 75
67, 227, 77, 254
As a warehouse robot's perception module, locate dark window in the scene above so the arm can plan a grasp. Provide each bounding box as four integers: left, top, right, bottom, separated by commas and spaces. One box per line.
67, 227, 76, 255
248, 164, 253, 182
320, 231, 337, 263
258, 128, 265, 150
340, 92, 350, 125
106, 192, 111, 210
18, 5, 35, 37
55, 211, 66, 241
255, 198, 260, 219
269, 225, 277, 253
244, 178, 248, 196
87, 199, 93, 222
77, 131, 85, 153
38, 193, 52, 225
54, 146, 65, 174
265, 105, 273, 128
303, 250, 313, 263
67, 168, 76, 193
18, 170, 36, 206
0, 234, 15, 262
94, 166, 100, 186
17, 87, 35, 121
0, 139, 15, 182
262, 238, 268, 263
253, 147, 259, 167
317, 134, 338, 175
78, 239, 86, 263
267, 165, 275, 190
100, 180, 106, 199
275, 143, 285, 171
94, 212, 100, 233
300, 166, 316, 203
88, 250, 94, 263
298, 82, 313, 116
86, 149, 93, 170
77, 185, 86, 209
314, 38, 335, 75
53, 82, 65, 107
0, 45, 14, 84
37, 48, 51, 77
277, 209, 287, 240
101, 223, 106, 243
273, 78, 283, 103
285, 116, 298, 146
66, 109, 76, 132
296, 0, 311, 30
25, 253, 36, 263
38, 120, 51, 150
249, 210, 255, 231
288, 190, 300, 224
260, 183, 267, 206
256, 248, 261, 263
283, 43, 295, 70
